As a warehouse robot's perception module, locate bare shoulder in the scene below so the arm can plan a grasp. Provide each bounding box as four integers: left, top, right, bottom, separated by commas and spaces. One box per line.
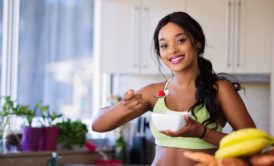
216, 80, 256, 129
216, 79, 237, 93
215, 79, 241, 106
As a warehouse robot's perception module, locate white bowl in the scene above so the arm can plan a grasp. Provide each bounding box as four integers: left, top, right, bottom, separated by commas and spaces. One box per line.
151, 111, 190, 131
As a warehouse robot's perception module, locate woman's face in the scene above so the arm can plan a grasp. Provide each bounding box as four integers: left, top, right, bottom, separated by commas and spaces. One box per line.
158, 22, 199, 72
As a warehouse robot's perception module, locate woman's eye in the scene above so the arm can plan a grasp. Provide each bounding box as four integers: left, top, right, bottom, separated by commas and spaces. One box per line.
160, 44, 167, 49
177, 38, 186, 44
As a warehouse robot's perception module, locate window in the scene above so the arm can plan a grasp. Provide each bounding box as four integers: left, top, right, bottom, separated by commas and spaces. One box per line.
0, 0, 3, 95
1, 0, 95, 132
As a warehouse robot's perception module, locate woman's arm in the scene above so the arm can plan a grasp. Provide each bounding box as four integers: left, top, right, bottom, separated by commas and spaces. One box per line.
217, 80, 256, 129
92, 89, 151, 132
202, 80, 256, 145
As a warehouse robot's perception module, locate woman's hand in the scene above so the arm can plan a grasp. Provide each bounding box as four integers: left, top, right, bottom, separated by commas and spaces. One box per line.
160, 115, 205, 138
92, 89, 145, 132
121, 89, 143, 112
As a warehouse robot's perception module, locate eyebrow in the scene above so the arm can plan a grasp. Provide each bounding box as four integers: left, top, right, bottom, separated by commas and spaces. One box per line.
158, 32, 188, 42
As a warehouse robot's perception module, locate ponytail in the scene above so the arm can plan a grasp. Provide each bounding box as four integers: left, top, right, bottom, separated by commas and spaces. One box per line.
189, 57, 218, 128
190, 56, 242, 128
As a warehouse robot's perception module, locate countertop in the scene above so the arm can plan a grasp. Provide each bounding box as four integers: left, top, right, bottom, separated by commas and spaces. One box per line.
0, 149, 101, 166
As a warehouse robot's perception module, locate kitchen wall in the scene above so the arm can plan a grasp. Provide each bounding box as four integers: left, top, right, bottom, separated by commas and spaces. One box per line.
110, 74, 271, 133
271, 19, 274, 135
238, 83, 270, 132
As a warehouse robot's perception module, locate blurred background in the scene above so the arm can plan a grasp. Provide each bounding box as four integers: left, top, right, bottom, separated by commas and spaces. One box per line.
0, 0, 273, 165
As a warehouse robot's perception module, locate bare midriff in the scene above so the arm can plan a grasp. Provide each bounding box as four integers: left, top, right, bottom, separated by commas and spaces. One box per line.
151, 146, 217, 166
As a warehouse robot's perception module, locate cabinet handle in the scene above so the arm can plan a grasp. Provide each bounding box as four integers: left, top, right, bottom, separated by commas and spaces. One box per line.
235, 0, 241, 68
225, 0, 233, 67
141, 7, 150, 69
133, 6, 140, 69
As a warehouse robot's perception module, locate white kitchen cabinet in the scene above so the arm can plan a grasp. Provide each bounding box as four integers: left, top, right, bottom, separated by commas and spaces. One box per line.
94, 0, 186, 74
186, 0, 274, 74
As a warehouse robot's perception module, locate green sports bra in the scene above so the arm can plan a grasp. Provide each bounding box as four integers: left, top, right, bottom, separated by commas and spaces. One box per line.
150, 81, 223, 149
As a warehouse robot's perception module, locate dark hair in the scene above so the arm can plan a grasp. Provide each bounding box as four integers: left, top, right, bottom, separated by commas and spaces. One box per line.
153, 11, 242, 127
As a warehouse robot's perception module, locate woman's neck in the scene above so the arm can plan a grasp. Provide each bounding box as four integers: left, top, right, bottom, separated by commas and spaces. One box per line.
172, 68, 199, 90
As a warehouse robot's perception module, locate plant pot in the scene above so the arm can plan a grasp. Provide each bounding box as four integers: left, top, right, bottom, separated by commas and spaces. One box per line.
39, 126, 60, 151
21, 127, 43, 151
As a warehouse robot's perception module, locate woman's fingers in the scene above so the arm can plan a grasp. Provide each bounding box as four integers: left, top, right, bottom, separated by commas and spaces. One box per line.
125, 96, 142, 109
161, 130, 177, 136
123, 89, 136, 100
184, 115, 206, 137
122, 90, 143, 111
161, 115, 205, 137
184, 115, 196, 125
161, 127, 188, 137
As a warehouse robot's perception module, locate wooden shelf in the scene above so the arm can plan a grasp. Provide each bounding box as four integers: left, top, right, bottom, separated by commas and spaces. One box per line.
0, 149, 101, 166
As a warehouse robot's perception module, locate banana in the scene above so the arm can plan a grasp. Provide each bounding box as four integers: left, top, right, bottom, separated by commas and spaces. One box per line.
219, 128, 271, 148
215, 137, 272, 159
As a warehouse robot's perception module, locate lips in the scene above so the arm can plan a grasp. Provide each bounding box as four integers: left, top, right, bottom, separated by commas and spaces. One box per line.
169, 55, 185, 64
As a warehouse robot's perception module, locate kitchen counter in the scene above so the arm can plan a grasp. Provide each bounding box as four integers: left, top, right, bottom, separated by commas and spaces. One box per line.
0, 149, 101, 166
231, 74, 270, 83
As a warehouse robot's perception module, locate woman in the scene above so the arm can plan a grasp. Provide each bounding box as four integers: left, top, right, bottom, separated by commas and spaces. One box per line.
92, 12, 256, 165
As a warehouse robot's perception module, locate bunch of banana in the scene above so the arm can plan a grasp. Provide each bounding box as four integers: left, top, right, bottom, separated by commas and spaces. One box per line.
215, 128, 274, 159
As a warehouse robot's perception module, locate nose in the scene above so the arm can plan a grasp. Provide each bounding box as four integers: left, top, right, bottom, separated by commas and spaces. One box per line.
168, 44, 179, 55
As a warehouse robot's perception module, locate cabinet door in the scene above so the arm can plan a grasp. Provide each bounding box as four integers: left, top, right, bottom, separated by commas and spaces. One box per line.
186, 0, 233, 73
95, 0, 141, 73
96, 0, 187, 74
187, 0, 274, 74
236, 0, 273, 73
140, 0, 187, 74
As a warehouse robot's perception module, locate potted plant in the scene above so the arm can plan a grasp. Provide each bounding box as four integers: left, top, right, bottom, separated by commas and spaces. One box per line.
0, 96, 15, 142
20, 100, 44, 151
40, 105, 63, 127
39, 105, 62, 151
0, 96, 27, 152
0, 97, 46, 151
0, 97, 63, 152
56, 119, 88, 150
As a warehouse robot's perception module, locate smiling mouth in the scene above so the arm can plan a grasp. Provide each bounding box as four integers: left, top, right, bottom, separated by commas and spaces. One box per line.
169, 55, 185, 64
